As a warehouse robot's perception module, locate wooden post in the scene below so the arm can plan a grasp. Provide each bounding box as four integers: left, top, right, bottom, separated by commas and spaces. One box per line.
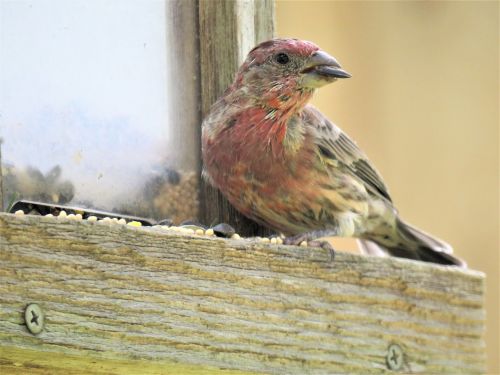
199, 0, 275, 236
165, 0, 201, 172
0, 213, 486, 374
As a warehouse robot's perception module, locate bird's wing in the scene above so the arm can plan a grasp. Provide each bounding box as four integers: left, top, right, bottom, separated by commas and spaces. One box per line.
302, 105, 392, 203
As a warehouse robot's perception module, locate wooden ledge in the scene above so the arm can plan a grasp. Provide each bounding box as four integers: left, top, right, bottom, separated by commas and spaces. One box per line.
0, 213, 486, 374
0, 346, 250, 375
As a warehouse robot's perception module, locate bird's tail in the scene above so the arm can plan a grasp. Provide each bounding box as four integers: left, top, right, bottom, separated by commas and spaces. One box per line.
358, 219, 466, 268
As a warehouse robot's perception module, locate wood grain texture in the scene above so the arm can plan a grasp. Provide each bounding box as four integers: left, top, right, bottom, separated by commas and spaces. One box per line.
198, 0, 275, 236
0, 346, 251, 375
0, 213, 486, 374
165, 0, 201, 171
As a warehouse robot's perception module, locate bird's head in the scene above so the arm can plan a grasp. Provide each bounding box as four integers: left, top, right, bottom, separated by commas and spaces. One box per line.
233, 38, 351, 104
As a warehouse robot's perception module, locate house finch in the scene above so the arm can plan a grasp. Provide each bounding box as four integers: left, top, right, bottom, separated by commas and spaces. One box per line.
202, 38, 465, 267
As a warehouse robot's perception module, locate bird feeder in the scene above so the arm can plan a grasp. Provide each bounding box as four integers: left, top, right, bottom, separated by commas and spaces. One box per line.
0, 0, 270, 235
0, 1, 486, 374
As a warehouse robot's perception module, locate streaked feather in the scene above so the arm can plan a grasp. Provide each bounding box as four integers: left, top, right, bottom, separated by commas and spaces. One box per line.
302, 106, 392, 203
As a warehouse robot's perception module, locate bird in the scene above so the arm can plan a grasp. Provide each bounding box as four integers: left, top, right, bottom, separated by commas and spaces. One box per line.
201, 38, 465, 267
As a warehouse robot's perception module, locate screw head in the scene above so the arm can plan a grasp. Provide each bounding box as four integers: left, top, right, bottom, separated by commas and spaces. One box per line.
386, 343, 404, 371
25, 303, 44, 335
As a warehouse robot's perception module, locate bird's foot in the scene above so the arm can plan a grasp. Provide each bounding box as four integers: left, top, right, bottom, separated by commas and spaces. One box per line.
284, 234, 335, 261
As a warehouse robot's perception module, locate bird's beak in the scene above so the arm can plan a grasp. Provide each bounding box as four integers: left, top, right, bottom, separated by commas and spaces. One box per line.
300, 50, 351, 88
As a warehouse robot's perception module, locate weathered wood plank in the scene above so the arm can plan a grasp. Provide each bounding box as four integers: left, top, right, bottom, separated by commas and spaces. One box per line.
0, 346, 251, 375
198, 0, 275, 236
0, 213, 485, 374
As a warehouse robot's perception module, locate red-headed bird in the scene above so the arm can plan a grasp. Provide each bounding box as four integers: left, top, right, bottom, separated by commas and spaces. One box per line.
202, 38, 465, 267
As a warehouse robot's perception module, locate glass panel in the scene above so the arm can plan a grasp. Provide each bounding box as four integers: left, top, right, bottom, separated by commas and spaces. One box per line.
0, 0, 200, 223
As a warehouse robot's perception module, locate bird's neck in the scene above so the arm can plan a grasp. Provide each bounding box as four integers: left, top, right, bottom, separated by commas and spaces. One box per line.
258, 87, 314, 123
220, 87, 313, 158
230, 76, 315, 121
255, 87, 313, 152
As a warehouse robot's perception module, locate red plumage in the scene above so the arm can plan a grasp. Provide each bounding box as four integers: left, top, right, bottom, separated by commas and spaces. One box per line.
202, 38, 465, 267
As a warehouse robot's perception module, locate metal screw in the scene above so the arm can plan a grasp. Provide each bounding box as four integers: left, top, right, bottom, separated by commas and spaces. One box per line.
386, 343, 404, 371
25, 303, 44, 335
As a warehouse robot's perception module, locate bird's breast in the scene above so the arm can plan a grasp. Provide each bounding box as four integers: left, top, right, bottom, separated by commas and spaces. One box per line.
203, 115, 328, 231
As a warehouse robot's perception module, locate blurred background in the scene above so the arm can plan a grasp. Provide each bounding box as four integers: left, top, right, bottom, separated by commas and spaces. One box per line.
276, 1, 498, 372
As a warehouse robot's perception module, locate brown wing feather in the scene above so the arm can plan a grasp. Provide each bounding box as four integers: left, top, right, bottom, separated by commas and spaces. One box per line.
302, 106, 392, 203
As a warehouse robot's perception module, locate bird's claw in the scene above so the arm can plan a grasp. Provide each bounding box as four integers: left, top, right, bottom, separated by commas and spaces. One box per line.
308, 240, 336, 262
284, 235, 335, 261
283, 233, 309, 246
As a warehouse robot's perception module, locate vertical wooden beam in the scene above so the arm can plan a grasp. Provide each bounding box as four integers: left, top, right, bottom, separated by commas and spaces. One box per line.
199, 0, 275, 235
165, 0, 201, 172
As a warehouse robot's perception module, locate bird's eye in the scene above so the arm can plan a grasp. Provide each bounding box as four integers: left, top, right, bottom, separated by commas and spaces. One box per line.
275, 53, 290, 65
